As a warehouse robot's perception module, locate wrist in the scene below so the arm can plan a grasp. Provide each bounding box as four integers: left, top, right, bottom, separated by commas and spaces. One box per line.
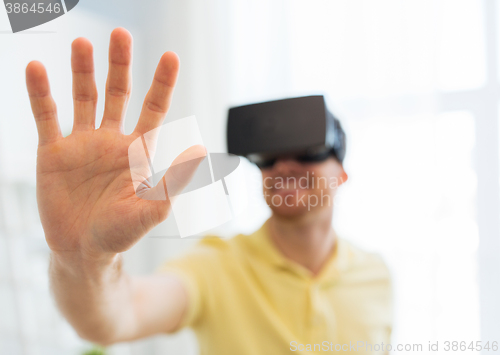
50, 249, 121, 279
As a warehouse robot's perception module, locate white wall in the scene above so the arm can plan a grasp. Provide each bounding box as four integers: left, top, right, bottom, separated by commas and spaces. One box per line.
1, 0, 499, 354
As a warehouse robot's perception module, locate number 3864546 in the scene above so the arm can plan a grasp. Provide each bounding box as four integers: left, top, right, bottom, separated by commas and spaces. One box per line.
5, 3, 62, 14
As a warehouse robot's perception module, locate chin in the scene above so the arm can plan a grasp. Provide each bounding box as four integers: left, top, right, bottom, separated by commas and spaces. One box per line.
270, 204, 310, 218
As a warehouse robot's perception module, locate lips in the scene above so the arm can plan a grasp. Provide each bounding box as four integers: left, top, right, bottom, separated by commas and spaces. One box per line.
272, 186, 308, 195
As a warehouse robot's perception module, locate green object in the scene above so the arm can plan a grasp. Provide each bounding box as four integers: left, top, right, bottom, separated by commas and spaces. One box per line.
82, 345, 108, 355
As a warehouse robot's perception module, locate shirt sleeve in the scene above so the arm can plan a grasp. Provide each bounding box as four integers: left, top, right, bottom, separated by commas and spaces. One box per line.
155, 236, 228, 331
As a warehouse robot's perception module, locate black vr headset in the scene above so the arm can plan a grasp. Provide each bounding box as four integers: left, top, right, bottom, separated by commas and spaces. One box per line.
227, 95, 346, 168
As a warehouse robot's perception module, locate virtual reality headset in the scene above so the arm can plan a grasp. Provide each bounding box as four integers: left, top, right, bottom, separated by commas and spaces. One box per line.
227, 95, 346, 168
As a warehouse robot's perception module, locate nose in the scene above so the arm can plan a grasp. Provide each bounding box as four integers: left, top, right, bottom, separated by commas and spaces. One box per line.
273, 157, 300, 174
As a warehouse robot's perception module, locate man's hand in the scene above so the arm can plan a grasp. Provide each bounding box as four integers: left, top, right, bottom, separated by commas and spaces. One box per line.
25, 28, 204, 344
26, 28, 205, 259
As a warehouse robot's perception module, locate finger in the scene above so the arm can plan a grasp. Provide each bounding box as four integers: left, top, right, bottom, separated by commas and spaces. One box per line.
100, 28, 133, 131
26, 61, 62, 145
71, 37, 98, 131
133, 52, 179, 135
138, 144, 207, 202
164, 144, 207, 197
137, 145, 206, 230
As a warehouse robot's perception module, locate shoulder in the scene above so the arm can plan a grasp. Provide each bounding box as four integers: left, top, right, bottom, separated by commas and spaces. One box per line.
190, 233, 248, 256
194, 230, 259, 254
193, 234, 231, 252
339, 238, 392, 283
161, 233, 249, 270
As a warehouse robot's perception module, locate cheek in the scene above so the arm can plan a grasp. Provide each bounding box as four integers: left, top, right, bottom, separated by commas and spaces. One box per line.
309, 171, 338, 194
261, 176, 273, 191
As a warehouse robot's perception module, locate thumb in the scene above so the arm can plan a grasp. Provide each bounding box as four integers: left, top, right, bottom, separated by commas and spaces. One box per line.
139, 144, 207, 201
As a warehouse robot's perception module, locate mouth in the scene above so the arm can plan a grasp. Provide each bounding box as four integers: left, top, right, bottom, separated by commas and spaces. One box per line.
272, 186, 307, 195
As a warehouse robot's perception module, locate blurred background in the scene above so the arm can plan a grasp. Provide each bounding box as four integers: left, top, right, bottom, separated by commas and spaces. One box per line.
1, 0, 500, 354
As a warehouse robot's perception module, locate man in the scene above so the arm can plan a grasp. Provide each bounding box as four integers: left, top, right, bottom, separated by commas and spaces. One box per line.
26, 28, 392, 354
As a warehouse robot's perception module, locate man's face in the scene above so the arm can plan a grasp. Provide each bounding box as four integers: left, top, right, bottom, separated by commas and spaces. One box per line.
260, 156, 348, 218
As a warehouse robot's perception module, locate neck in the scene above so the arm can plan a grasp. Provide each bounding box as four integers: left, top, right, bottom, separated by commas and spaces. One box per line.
268, 208, 336, 276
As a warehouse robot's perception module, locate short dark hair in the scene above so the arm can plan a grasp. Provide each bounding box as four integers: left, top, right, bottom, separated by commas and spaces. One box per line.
328, 111, 346, 164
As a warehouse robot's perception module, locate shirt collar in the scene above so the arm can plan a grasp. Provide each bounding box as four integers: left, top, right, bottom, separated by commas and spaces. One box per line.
249, 219, 351, 286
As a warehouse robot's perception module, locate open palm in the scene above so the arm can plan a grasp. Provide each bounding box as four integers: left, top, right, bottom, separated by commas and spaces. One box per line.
26, 28, 205, 257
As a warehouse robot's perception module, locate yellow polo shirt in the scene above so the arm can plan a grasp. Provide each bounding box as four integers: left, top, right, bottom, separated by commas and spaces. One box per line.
158, 220, 393, 354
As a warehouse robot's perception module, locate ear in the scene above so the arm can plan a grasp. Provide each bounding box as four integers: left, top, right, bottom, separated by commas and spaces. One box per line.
339, 167, 348, 186
333, 159, 348, 187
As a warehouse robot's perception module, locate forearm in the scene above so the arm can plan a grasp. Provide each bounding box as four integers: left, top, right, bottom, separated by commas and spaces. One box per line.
49, 251, 135, 345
